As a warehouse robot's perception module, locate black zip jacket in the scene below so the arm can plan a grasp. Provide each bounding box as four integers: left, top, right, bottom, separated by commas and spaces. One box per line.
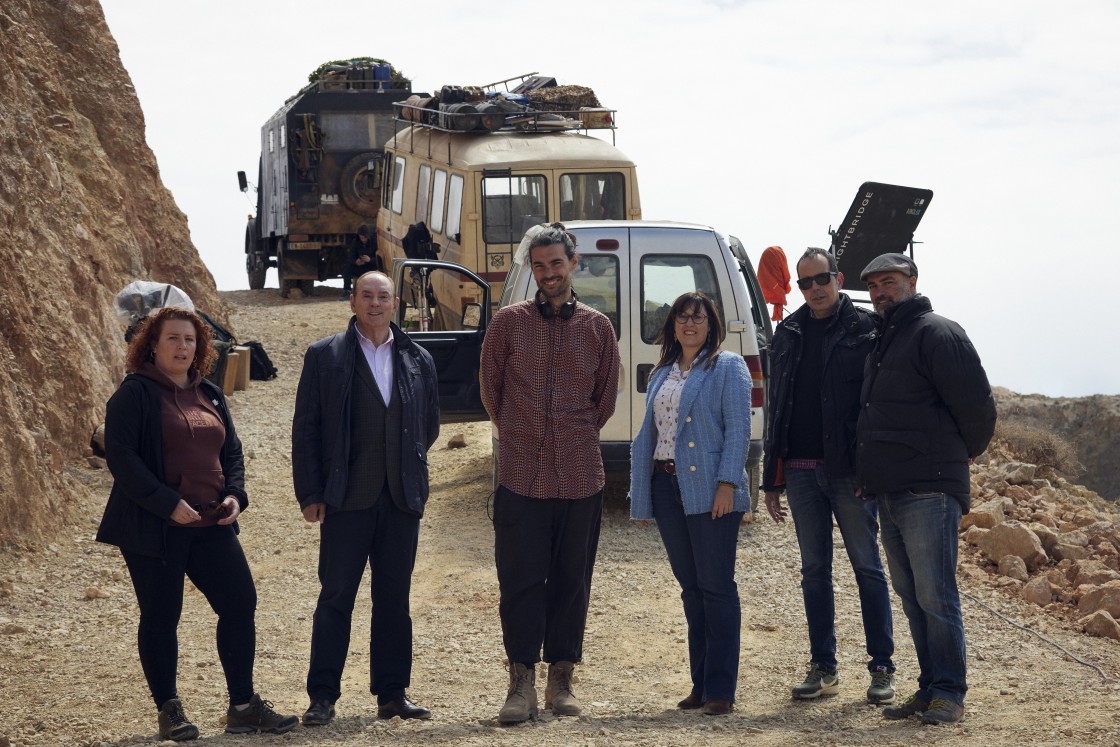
762, 294, 877, 491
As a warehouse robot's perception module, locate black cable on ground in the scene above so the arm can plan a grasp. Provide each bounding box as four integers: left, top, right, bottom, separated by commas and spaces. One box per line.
962, 590, 1115, 684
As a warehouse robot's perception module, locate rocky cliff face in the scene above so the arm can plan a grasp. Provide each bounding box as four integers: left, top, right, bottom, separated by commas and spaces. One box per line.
0, 0, 228, 545
994, 388, 1120, 502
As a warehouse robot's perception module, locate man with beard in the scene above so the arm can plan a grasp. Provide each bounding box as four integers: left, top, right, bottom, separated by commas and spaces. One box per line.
856, 253, 996, 726
480, 223, 620, 724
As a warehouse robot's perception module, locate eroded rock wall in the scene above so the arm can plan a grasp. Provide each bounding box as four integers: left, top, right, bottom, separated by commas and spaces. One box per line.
994, 388, 1120, 502
0, 0, 228, 544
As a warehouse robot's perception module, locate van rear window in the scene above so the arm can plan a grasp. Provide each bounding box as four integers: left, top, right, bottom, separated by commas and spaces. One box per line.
640, 256, 724, 344
573, 256, 620, 339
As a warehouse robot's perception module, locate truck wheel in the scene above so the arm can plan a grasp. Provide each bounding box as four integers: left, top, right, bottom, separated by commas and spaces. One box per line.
245, 222, 266, 289
339, 151, 382, 218
246, 253, 267, 290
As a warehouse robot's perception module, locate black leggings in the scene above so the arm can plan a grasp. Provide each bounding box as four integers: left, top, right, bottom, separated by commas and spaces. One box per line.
122, 524, 257, 708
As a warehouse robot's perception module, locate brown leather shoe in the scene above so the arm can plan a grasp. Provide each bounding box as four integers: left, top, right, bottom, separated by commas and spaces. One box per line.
702, 699, 732, 715
677, 692, 703, 709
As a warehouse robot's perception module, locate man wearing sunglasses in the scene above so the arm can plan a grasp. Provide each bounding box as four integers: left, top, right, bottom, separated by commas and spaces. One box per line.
857, 253, 995, 726
762, 247, 896, 706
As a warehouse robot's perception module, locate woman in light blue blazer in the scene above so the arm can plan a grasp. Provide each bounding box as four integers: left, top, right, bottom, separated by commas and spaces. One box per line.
630, 291, 752, 716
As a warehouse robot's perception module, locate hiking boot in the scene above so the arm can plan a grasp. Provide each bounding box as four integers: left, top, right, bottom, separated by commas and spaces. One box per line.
791, 663, 840, 699
157, 698, 199, 742
545, 661, 581, 716
225, 693, 299, 734
920, 697, 964, 725
867, 666, 896, 704
702, 699, 732, 715
498, 662, 538, 724
882, 690, 930, 720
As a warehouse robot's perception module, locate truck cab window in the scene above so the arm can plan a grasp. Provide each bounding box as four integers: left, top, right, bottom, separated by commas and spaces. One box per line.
640, 256, 723, 344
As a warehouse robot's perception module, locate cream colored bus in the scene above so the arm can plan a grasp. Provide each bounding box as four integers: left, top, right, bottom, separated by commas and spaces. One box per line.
375, 116, 641, 325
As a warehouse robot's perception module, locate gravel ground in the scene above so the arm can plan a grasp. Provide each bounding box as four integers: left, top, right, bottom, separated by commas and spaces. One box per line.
1, 287, 1118, 747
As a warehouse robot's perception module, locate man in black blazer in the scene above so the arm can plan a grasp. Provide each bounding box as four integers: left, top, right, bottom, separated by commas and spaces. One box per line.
292, 271, 440, 724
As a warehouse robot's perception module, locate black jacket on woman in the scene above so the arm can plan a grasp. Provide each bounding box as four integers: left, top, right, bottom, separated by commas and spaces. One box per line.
96, 374, 248, 559
762, 293, 877, 492
855, 294, 995, 510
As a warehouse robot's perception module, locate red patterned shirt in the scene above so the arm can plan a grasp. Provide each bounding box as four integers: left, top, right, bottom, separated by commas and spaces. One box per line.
481, 300, 620, 499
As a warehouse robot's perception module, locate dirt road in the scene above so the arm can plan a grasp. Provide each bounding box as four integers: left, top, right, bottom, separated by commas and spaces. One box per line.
1, 289, 1117, 747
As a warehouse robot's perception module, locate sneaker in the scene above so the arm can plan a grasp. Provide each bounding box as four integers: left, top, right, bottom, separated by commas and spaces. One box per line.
920, 697, 964, 725
791, 664, 840, 699
867, 666, 896, 704
225, 693, 299, 734
882, 690, 930, 720
157, 698, 199, 742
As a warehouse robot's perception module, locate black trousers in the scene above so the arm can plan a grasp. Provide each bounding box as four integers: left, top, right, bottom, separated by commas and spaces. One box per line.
493, 487, 603, 666
122, 524, 257, 708
307, 486, 420, 704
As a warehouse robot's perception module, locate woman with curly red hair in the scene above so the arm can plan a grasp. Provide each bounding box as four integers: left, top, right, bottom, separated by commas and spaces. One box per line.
97, 307, 296, 741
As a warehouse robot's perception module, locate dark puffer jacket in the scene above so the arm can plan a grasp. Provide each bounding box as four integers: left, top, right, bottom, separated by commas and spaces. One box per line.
856, 294, 996, 511
763, 294, 877, 491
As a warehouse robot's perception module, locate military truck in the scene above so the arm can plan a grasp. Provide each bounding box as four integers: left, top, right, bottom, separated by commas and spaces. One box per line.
237, 59, 413, 296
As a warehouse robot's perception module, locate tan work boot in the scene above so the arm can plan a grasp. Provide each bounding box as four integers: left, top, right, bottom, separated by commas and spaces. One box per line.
545, 661, 581, 716
498, 662, 538, 724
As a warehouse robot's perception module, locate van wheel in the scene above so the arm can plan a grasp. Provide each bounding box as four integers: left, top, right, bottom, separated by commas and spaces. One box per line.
340, 151, 382, 218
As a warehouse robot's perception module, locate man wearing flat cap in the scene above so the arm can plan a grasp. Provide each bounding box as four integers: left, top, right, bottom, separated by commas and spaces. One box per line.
855, 252, 995, 726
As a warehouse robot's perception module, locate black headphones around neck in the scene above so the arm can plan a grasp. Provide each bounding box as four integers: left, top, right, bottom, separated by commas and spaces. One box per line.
535, 289, 578, 320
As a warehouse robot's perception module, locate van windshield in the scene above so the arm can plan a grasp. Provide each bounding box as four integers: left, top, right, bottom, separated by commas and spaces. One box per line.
483, 175, 547, 244
559, 173, 625, 221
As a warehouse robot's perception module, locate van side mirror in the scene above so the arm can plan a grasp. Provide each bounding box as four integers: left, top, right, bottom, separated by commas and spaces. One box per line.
462, 303, 482, 330
237, 171, 248, 192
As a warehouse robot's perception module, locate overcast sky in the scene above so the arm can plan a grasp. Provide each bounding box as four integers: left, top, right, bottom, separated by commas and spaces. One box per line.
99, 0, 1120, 397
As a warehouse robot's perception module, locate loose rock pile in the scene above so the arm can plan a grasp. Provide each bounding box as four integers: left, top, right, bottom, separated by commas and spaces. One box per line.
964, 452, 1120, 641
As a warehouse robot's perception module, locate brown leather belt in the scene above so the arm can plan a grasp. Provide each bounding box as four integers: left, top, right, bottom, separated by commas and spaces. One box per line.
653, 459, 676, 475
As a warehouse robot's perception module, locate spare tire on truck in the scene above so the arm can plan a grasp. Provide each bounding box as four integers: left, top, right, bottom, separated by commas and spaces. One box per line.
340, 151, 382, 218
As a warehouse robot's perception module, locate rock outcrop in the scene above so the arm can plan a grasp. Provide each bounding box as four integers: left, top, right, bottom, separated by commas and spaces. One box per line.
0, 0, 228, 545
994, 387, 1120, 502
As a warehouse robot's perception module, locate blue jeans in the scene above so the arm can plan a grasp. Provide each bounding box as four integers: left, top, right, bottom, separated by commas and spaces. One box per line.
785, 466, 894, 673
876, 491, 967, 705
652, 471, 742, 703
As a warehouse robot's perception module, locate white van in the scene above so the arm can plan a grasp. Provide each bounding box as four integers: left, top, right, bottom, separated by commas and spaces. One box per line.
393, 220, 772, 505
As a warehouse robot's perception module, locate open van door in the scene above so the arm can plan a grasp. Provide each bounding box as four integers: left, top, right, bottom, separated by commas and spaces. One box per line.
392, 259, 490, 424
